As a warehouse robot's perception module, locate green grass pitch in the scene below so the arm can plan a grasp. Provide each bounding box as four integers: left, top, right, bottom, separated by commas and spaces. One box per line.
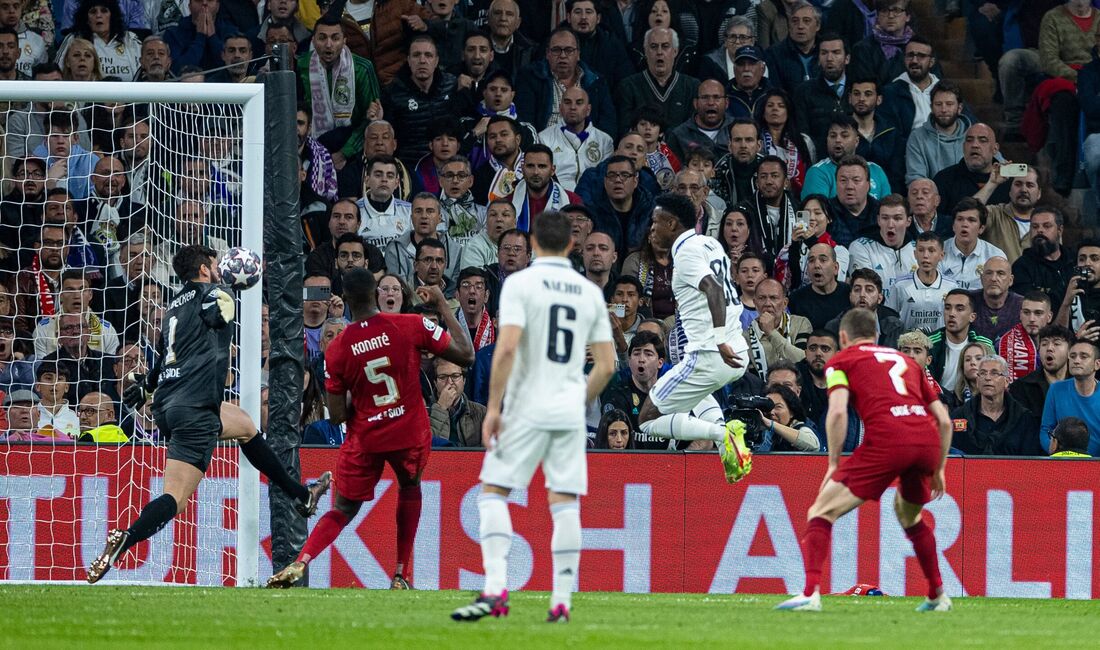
2, 586, 1096, 649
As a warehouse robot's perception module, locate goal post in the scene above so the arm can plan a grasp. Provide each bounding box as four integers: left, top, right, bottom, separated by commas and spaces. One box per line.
0, 81, 263, 586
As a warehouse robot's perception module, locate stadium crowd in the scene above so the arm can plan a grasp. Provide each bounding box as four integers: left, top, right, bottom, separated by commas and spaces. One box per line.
0, 0, 1099, 459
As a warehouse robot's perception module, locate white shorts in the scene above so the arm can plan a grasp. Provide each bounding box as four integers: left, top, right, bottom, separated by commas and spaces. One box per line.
479, 424, 588, 496
650, 342, 747, 415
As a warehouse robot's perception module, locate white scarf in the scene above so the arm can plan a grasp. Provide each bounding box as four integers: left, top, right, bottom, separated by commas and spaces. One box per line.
511, 180, 568, 232
309, 46, 356, 135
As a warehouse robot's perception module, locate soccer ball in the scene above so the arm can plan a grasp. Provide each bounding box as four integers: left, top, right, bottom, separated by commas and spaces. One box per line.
218, 247, 263, 290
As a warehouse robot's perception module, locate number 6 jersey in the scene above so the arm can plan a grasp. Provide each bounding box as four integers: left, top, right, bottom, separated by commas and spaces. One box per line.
671, 231, 743, 353
497, 257, 613, 432
324, 313, 453, 452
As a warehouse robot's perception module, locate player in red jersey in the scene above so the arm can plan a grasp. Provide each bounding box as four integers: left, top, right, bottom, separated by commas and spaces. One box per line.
267, 268, 474, 589
776, 308, 954, 612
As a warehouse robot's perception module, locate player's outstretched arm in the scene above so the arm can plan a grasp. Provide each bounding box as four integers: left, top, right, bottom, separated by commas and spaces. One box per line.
586, 340, 617, 403
417, 285, 475, 367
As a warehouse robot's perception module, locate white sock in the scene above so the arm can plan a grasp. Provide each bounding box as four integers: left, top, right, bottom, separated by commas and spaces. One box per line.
550, 500, 581, 610
478, 491, 512, 596
639, 413, 725, 442
692, 394, 724, 425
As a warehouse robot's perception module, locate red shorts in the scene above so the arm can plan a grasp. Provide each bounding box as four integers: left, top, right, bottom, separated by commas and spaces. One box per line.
335, 443, 430, 502
832, 443, 940, 504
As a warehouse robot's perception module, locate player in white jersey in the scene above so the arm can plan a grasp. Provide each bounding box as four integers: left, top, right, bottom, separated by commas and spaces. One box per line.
889, 232, 957, 331
452, 210, 616, 624
636, 193, 754, 483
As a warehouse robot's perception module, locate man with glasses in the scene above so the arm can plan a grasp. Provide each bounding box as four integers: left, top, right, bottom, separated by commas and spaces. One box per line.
667, 79, 735, 163
672, 169, 720, 238
515, 25, 616, 134
699, 15, 760, 89
429, 356, 485, 446
77, 391, 128, 442
950, 354, 1039, 455
587, 155, 655, 259
306, 199, 385, 286
454, 267, 494, 350
617, 27, 699, 137
880, 36, 940, 142
566, 0, 633, 92
0, 157, 47, 258
438, 155, 487, 243
849, 1, 916, 85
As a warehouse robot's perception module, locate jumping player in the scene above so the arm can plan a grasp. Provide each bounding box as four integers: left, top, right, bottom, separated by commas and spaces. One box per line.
267, 268, 473, 589
88, 245, 332, 584
451, 211, 617, 623
776, 308, 954, 612
635, 193, 752, 483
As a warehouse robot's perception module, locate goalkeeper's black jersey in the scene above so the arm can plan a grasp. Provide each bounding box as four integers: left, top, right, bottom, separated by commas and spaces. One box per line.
152, 281, 235, 411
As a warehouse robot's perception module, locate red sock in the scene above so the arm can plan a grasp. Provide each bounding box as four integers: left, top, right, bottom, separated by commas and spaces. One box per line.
298, 509, 351, 563
801, 517, 833, 597
395, 485, 422, 578
905, 519, 943, 600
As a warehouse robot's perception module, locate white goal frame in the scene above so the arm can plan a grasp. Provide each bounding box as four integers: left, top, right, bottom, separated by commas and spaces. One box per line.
0, 81, 264, 587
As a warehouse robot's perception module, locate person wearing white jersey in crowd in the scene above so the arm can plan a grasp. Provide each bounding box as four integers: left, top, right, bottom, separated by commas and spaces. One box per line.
538, 86, 613, 192
357, 155, 412, 250
634, 193, 754, 483
847, 193, 916, 304
451, 210, 616, 624
890, 231, 957, 331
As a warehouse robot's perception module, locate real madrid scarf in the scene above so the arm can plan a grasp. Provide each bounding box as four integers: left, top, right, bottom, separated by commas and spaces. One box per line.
309, 46, 355, 134
487, 152, 524, 203
441, 191, 483, 239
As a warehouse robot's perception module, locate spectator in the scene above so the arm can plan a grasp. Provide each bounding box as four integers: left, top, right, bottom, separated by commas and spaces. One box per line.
949, 340, 992, 406
254, 0, 310, 43
485, 228, 530, 302
905, 177, 952, 239
734, 251, 768, 329
898, 328, 946, 400
665, 78, 734, 163
357, 155, 412, 250
429, 357, 485, 447
1040, 339, 1100, 455
162, 0, 235, 75
34, 270, 120, 358
608, 275, 645, 354
507, 144, 582, 229
950, 354, 1040, 456
15, 222, 68, 331
34, 111, 100, 201
1010, 323, 1073, 416
824, 0, 877, 57
84, 155, 145, 274
117, 119, 150, 204
57, 0, 141, 81
385, 193, 460, 285
998, 291, 1055, 380
331, 233, 384, 296
932, 123, 1011, 212
581, 231, 618, 295
562, 203, 594, 270
621, 223, 674, 320
764, 2, 820, 97
101, 234, 151, 339
717, 203, 764, 268
849, 77, 906, 192
205, 32, 252, 83
632, 108, 680, 191
5, 65, 92, 161
755, 88, 815, 198
539, 87, 614, 192
792, 31, 850, 153
748, 156, 799, 257
795, 328, 837, 424
972, 164, 1041, 264
997, 0, 1063, 136
1012, 206, 1075, 311
566, 0, 633, 92
725, 45, 769, 121
594, 408, 634, 450
848, 0, 916, 86
790, 242, 851, 329
1063, 239, 1100, 332
826, 154, 884, 248
927, 289, 993, 391
825, 267, 905, 347
410, 237, 455, 300
848, 193, 916, 303
298, 15, 382, 168
135, 35, 171, 81
295, 109, 339, 229
471, 115, 524, 203
764, 359, 801, 395
454, 267, 494, 351
449, 30, 495, 110
0, 317, 33, 396
374, 273, 412, 315
586, 154, 654, 259
482, 0, 535, 82
0, 157, 47, 258
434, 155, 485, 244
711, 118, 762, 209
459, 68, 541, 176
306, 200, 383, 283
514, 26, 616, 134
904, 81, 970, 184
758, 383, 820, 452
777, 194, 851, 288
576, 132, 661, 201
889, 231, 956, 331
744, 278, 811, 373
33, 361, 80, 438
617, 27, 697, 139
77, 390, 127, 442
0, 2, 46, 77
339, 120, 420, 201
600, 330, 665, 445
60, 37, 102, 81
879, 35, 939, 141
424, 0, 476, 71
697, 14, 756, 91
940, 197, 1006, 290
338, 0, 428, 85
460, 198, 515, 270
971, 256, 1022, 342
1048, 416, 1092, 457
802, 116, 891, 204
383, 35, 459, 167
302, 275, 341, 362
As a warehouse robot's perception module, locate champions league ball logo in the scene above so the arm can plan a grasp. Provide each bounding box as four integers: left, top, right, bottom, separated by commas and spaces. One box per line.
218, 247, 263, 290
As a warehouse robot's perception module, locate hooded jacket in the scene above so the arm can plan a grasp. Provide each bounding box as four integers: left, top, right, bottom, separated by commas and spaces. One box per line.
904, 115, 972, 184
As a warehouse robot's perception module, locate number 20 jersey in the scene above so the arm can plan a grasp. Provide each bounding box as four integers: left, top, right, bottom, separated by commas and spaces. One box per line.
324, 313, 452, 453
825, 344, 941, 447
671, 231, 743, 353
498, 257, 613, 432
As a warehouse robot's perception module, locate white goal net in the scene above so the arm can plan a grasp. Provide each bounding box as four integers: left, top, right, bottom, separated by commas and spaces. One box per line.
0, 82, 263, 586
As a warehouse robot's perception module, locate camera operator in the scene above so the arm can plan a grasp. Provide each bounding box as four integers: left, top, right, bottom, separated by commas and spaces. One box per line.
756, 384, 821, 452
1059, 239, 1100, 340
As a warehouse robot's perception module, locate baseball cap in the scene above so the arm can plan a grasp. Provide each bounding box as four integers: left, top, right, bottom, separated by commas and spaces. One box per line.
4, 390, 40, 406
734, 45, 765, 62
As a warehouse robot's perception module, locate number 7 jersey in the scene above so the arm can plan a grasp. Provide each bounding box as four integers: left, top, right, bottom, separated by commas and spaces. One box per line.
497, 257, 613, 432
671, 231, 742, 353
824, 344, 941, 447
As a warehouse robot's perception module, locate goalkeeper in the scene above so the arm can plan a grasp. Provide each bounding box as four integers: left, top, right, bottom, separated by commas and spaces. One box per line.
88, 244, 331, 584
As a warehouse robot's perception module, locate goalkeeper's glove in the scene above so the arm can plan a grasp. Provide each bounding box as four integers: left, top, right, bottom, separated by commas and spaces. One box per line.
123, 372, 151, 410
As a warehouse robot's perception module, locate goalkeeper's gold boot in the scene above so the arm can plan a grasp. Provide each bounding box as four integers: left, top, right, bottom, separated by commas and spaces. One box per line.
721, 420, 753, 484
266, 561, 307, 588
87, 529, 128, 584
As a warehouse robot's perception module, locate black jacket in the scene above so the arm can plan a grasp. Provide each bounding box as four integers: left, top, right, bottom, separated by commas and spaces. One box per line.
515, 59, 617, 135
489, 31, 537, 83
765, 38, 819, 97
825, 305, 905, 348
1008, 367, 1056, 419
382, 67, 460, 166
728, 84, 770, 120
1011, 245, 1076, 310
950, 394, 1041, 456
577, 25, 636, 93
932, 160, 1011, 218
855, 115, 906, 192
848, 36, 907, 88
793, 76, 851, 153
